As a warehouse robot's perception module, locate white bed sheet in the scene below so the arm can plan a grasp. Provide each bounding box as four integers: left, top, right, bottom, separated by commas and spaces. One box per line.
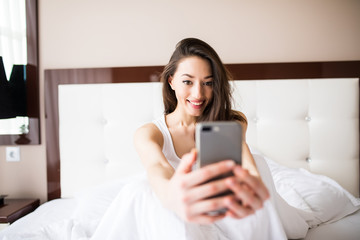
0, 153, 359, 240
304, 209, 360, 240
0, 198, 77, 239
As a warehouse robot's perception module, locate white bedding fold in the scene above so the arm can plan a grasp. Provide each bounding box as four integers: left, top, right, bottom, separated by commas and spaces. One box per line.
91, 175, 287, 240
252, 153, 310, 239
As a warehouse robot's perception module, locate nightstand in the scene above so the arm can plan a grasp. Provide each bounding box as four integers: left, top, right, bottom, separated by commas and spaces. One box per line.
0, 199, 40, 230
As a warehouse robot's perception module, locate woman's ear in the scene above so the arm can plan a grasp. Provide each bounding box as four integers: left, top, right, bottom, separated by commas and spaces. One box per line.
168, 76, 174, 90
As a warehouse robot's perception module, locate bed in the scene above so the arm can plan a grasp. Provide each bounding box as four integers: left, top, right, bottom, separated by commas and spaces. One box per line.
0, 61, 359, 240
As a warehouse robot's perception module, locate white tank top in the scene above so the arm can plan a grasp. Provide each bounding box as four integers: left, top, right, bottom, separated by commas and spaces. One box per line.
152, 115, 181, 169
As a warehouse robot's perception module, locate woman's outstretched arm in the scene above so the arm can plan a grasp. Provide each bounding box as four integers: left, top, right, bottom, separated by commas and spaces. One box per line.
134, 123, 237, 224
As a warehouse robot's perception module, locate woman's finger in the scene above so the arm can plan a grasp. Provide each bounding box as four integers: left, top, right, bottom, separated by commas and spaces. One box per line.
186, 213, 226, 224
225, 198, 254, 219
234, 166, 269, 201
182, 177, 233, 203
225, 177, 263, 210
187, 195, 233, 216
183, 160, 235, 188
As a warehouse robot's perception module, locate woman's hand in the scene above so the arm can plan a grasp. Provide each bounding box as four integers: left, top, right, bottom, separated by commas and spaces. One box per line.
166, 149, 237, 224
224, 166, 270, 219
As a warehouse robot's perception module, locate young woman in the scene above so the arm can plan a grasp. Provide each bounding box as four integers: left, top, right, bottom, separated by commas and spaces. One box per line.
133, 38, 286, 238
135, 37, 269, 223
92, 38, 287, 240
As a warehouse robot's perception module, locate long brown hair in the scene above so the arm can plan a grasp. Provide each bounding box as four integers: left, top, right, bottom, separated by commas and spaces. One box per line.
161, 38, 246, 123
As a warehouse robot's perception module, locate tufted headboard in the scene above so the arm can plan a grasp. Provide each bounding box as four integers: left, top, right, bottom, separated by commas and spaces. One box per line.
45, 61, 360, 200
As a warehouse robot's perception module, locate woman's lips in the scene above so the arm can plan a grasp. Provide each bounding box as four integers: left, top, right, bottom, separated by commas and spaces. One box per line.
188, 100, 204, 109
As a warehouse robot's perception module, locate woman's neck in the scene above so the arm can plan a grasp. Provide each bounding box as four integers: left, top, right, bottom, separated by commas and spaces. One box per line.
166, 108, 197, 128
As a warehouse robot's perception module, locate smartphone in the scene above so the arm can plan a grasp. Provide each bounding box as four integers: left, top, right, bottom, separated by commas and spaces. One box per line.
194, 121, 242, 215
194, 121, 242, 169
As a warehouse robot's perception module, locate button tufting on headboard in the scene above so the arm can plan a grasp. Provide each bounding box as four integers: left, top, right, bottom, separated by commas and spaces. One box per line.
101, 118, 108, 125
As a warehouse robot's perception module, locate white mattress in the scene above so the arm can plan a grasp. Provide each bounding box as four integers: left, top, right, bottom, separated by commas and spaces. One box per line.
304, 209, 360, 240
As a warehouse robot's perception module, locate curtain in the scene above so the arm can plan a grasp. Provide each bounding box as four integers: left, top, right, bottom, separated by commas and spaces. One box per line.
0, 0, 27, 81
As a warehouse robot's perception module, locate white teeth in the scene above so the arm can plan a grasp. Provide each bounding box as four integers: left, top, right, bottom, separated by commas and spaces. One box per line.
189, 101, 203, 106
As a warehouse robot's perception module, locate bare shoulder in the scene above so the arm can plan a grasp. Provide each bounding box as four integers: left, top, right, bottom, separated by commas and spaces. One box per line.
233, 110, 248, 130
134, 122, 170, 170
134, 122, 164, 147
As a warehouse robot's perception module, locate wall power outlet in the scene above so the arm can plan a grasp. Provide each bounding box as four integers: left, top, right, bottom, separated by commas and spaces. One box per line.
6, 147, 21, 162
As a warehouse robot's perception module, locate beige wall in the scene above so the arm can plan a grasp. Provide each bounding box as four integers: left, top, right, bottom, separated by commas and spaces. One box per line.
0, 0, 359, 203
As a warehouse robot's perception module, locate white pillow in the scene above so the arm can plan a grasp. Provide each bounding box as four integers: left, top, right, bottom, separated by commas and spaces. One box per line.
252, 153, 310, 239
265, 156, 360, 228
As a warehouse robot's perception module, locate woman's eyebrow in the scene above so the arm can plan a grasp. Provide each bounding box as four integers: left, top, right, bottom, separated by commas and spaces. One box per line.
180, 74, 213, 79
181, 74, 194, 78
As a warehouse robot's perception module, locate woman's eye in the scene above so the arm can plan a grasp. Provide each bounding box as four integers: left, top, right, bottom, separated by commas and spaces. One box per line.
204, 81, 213, 86
182, 80, 192, 85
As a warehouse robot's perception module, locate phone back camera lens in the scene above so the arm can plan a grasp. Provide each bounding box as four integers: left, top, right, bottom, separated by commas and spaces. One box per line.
202, 126, 212, 132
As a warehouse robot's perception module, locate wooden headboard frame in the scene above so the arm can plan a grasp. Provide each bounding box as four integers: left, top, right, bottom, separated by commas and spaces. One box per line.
45, 61, 360, 201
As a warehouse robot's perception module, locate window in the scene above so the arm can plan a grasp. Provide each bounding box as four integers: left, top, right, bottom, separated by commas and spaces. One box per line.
0, 0, 28, 135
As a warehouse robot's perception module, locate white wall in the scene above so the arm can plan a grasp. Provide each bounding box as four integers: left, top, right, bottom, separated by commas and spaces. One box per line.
0, 0, 359, 203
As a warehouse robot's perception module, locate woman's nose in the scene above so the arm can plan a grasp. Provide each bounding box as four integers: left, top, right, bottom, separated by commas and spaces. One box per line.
192, 83, 203, 98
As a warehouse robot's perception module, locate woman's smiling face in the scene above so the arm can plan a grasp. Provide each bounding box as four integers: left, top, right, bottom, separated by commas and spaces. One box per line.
168, 56, 213, 117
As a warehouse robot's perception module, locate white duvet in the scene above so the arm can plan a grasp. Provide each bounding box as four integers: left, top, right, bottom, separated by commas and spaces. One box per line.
1, 153, 359, 240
